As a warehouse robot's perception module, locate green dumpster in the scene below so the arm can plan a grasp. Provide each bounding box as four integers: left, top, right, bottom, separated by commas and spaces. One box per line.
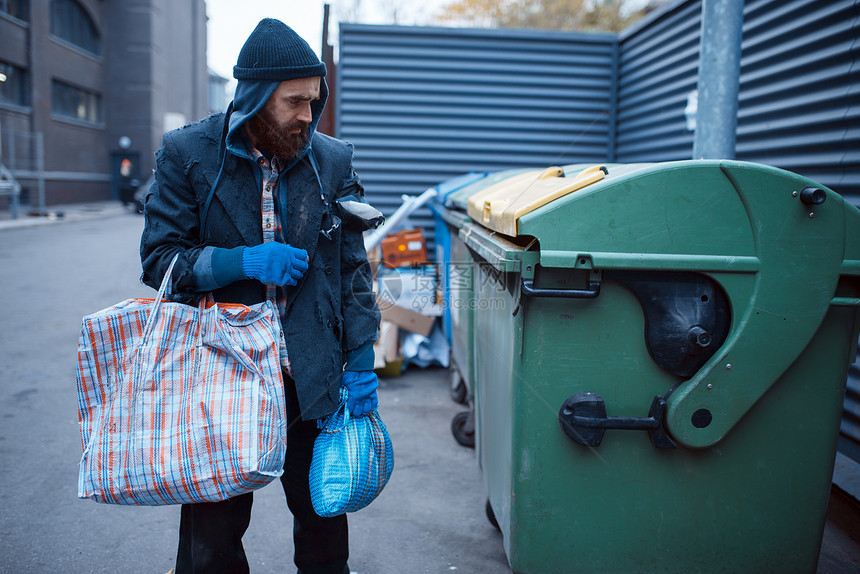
459, 160, 860, 574
442, 169, 533, 397
436, 170, 532, 445
441, 205, 480, 445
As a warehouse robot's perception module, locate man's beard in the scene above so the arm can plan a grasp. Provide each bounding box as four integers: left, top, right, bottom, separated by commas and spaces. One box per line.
248, 109, 310, 161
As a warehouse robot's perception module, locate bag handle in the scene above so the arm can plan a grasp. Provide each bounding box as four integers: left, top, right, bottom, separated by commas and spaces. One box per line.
318, 387, 350, 431
142, 253, 180, 341
128, 254, 204, 467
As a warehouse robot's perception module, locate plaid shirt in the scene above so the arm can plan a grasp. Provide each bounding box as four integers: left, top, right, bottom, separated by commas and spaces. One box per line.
248, 146, 292, 373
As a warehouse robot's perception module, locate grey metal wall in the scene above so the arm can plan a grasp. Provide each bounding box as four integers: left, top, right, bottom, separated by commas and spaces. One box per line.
614, 0, 702, 162
337, 24, 617, 225
735, 0, 860, 206
616, 0, 860, 205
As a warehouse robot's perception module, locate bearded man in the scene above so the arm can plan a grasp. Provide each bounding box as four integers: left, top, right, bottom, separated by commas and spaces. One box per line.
140, 18, 382, 574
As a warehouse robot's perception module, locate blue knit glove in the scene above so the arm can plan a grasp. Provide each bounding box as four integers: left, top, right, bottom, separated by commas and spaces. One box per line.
341, 370, 379, 417
242, 242, 309, 286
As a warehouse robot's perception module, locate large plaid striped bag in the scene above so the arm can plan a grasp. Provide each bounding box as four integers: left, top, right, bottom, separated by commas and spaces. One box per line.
76, 255, 288, 505
309, 388, 394, 517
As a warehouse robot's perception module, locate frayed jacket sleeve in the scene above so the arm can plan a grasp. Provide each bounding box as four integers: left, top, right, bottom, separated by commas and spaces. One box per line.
337, 165, 380, 368
140, 131, 205, 301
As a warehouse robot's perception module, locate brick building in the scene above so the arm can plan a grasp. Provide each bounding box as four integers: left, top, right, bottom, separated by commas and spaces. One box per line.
0, 0, 208, 208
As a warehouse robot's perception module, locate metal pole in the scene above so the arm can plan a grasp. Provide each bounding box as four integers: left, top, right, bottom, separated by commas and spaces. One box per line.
0, 121, 20, 219
9, 127, 15, 175
693, 0, 745, 159
9, 127, 19, 218
36, 132, 45, 216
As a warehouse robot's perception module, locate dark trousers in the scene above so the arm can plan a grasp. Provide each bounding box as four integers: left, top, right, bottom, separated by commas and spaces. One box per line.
174, 376, 349, 574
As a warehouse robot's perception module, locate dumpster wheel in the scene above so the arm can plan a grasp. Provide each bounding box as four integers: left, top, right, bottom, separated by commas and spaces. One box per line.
451, 411, 475, 448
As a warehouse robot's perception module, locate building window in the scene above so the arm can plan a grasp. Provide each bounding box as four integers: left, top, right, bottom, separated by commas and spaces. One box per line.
52, 80, 102, 124
0, 0, 28, 21
51, 0, 100, 56
0, 62, 29, 107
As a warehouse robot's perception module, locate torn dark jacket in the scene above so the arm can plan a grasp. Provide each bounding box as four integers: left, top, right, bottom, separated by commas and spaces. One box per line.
139, 110, 380, 421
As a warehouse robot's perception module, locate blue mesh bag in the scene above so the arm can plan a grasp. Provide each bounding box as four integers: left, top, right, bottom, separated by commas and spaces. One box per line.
310, 388, 394, 517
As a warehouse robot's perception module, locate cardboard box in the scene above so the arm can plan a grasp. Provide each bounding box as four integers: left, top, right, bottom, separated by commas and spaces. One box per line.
380, 303, 436, 337
377, 265, 442, 317
373, 320, 404, 377
381, 228, 428, 269
373, 320, 401, 366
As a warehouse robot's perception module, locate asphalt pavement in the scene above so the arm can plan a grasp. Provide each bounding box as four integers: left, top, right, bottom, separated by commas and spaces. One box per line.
0, 203, 858, 574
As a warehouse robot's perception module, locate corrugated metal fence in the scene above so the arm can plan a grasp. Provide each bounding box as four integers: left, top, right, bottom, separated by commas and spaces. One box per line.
737, 0, 859, 204
615, 0, 860, 204
337, 24, 616, 230
614, 0, 702, 162
339, 0, 859, 214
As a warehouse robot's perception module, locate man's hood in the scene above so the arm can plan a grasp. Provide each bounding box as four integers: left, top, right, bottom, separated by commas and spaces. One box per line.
225, 77, 329, 168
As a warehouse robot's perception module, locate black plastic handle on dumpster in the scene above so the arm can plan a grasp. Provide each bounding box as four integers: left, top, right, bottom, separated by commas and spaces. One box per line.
521, 278, 601, 299
559, 392, 677, 449
799, 187, 826, 205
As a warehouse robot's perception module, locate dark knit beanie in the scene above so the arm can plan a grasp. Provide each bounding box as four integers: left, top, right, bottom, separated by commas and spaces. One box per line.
233, 18, 326, 81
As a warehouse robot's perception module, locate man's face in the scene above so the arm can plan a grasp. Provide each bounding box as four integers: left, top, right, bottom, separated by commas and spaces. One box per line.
248, 76, 321, 160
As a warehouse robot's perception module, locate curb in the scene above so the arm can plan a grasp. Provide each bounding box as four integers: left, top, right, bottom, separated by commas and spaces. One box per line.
0, 201, 133, 231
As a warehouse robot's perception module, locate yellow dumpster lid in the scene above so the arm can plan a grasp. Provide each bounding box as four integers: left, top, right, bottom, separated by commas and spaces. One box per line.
466, 165, 606, 236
